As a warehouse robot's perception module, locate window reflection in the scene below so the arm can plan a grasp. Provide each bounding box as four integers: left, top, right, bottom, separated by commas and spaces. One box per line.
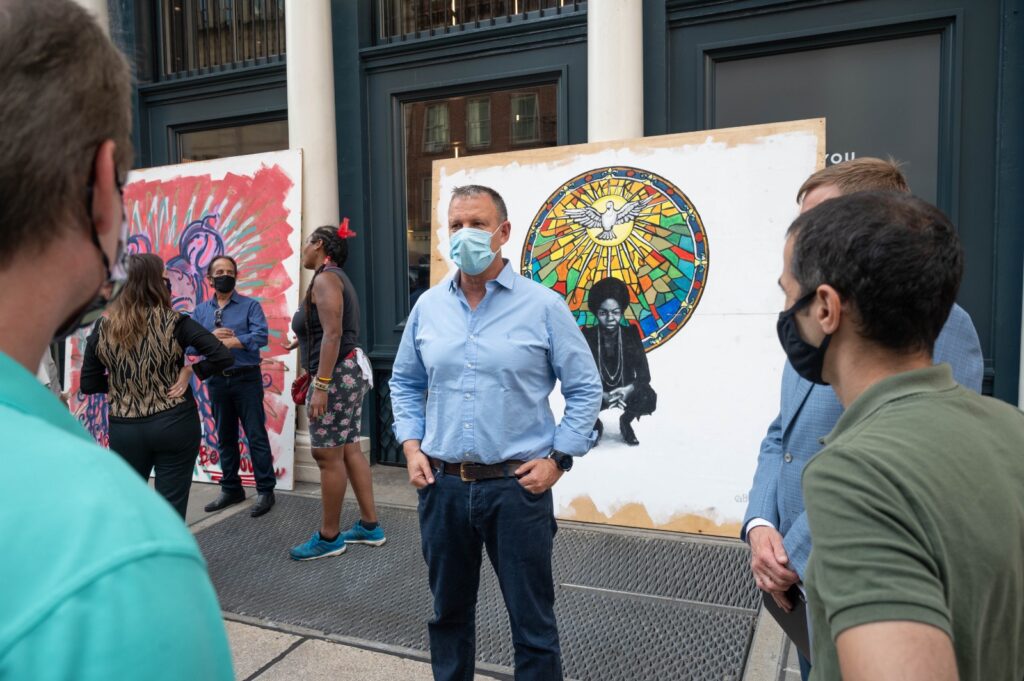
177, 119, 288, 162
402, 83, 557, 306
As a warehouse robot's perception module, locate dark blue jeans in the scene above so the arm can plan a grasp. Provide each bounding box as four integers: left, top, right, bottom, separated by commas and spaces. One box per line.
206, 369, 276, 493
418, 465, 561, 681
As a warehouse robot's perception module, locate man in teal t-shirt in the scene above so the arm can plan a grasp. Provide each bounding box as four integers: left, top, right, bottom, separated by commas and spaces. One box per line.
0, 2, 233, 678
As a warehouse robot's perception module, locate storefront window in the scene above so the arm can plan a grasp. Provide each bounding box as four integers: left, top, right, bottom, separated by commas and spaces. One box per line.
376, 0, 585, 43
177, 119, 288, 162
161, 0, 286, 78
402, 83, 557, 306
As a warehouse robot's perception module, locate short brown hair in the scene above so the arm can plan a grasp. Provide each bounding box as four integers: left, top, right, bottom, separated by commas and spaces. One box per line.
451, 185, 509, 223
796, 157, 910, 204
0, 0, 133, 269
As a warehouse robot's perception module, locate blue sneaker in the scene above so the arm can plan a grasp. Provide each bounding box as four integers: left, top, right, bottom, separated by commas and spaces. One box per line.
289, 531, 346, 561
339, 520, 386, 547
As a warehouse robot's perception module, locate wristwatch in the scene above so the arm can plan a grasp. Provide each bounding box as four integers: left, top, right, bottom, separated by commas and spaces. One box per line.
549, 450, 574, 472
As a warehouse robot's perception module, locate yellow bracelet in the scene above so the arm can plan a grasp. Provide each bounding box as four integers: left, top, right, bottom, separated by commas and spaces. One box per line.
316, 376, 333, 382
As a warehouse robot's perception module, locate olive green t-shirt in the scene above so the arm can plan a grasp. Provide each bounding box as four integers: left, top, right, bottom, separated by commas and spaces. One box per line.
803, 364, 1024, 680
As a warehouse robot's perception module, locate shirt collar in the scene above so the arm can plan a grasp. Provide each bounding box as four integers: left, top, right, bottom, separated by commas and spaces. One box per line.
0, 350, 93, 443
207, 291, 241, 308
448, 259, 516, 293
823, 364, 957, 445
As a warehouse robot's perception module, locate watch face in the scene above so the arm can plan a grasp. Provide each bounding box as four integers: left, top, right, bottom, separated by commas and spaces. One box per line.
557, 454, 573, 471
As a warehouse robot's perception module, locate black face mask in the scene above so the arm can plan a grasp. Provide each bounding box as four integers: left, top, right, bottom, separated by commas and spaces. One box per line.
52, 179, 128, 343
212, 275, 236, 294
777, 290, 832, 385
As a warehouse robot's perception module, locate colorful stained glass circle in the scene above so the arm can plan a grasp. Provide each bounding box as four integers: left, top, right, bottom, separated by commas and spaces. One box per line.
521, 166, 709, 352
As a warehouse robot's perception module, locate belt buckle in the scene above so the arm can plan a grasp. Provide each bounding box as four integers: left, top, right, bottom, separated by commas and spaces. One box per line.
459, 463, 474, 482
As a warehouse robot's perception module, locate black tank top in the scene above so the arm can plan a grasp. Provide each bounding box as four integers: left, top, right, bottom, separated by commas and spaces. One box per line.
291, 266, 360, 373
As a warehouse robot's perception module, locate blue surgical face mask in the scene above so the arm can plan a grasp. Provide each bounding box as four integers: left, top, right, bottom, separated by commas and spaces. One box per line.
449, 227, 498, 275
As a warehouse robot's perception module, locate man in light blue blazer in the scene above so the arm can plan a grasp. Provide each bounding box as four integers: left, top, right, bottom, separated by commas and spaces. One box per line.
742, 158, 985, 680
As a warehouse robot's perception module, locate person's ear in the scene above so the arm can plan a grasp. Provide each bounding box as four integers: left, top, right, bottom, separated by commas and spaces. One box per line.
496, 220, 511, 245
89, 140, 120, 239
816, 285, 843, 335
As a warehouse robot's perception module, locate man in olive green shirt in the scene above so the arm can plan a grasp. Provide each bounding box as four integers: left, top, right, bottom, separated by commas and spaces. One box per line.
0, 2, 233, 678
777, 191, 1024, 680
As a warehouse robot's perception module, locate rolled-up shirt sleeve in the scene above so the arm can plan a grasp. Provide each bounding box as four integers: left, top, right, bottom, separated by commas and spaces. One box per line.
390, 304, 428, 444
545, 297, 602, 456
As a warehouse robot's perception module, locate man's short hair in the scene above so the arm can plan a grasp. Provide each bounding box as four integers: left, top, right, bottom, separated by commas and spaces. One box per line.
796, 157, 910, 204
788, 191, 963, 355
450, 185, 509, 223
207, 255, 238, 277
0, 0, 133, 269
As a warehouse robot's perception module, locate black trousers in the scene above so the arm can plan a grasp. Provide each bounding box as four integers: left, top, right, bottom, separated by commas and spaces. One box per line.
109, 402, 201, 519
206, 369, 276, 493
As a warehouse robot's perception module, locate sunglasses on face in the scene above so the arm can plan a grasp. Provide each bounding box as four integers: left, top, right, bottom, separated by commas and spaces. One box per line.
214, 308, 223, 328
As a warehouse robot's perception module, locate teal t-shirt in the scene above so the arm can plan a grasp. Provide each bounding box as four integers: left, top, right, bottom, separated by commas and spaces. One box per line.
0, 351, 233, 680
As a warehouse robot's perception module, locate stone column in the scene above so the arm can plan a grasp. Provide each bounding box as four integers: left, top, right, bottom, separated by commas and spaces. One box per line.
587, 0, 644, 142
71, 0, 109, 34
286, 0, 340, 482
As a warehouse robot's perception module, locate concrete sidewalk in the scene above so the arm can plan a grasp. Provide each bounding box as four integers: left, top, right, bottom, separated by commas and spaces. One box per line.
186, 466, 794, 681
185, 470, 501, 681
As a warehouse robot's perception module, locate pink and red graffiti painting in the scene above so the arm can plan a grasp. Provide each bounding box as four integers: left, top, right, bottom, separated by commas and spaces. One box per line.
65, 151, 302, 489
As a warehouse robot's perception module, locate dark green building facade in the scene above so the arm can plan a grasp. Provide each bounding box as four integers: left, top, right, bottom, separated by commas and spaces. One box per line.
112, 0, 1024, 463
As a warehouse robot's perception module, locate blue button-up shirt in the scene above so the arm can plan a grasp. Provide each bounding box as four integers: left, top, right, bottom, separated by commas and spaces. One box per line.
191, 292, 268, 368
390, 261, 603, 463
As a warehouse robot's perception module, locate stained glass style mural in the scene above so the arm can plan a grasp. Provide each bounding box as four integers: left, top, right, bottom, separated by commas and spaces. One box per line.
521, 166, 709, 351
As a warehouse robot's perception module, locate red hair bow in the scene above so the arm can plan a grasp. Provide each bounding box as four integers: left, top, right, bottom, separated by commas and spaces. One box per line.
337, 217, 357, 239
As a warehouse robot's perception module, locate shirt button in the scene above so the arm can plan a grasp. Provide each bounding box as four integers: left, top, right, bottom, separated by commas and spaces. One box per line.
469, 334, 477, 341
466, 362, 474, 369
464, 393, 472, 400
783, 452, 793, 463
463, 423, 471, 429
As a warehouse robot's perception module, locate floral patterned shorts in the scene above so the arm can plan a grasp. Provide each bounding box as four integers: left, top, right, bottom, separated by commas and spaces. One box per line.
306, 356, 369, 448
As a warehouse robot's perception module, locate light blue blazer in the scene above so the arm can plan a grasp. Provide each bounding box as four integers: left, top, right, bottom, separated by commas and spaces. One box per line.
742, 303, 984, 578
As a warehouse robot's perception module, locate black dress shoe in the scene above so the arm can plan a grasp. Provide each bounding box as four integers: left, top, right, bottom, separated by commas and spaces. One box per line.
594, 418, 604, 445
250, 491, 275, 518
204, 489, 245, 513
620, 414, 640, 446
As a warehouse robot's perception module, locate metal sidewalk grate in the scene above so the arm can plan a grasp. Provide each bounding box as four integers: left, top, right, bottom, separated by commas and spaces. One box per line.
196, 495, 757, 680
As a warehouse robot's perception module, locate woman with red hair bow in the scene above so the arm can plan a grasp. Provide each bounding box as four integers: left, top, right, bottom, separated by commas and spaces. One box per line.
288, 221, 384, 560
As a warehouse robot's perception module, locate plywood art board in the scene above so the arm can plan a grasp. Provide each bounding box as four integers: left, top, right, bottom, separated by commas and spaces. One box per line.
429, 119, 825, 536
65, 149, 303, 490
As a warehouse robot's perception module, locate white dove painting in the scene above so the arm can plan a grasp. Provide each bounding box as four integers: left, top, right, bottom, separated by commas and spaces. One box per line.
566, 196, 654, 241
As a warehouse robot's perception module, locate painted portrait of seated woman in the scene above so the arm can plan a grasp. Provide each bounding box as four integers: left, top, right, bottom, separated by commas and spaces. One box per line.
582, 276, 657, 446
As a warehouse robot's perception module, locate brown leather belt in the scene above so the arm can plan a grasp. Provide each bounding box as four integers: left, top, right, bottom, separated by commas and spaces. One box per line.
429, 457, 525, 482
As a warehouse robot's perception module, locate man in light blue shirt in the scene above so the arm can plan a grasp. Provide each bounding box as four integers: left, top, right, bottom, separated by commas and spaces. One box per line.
390, 185, 602, 681
0, 2, 233, 678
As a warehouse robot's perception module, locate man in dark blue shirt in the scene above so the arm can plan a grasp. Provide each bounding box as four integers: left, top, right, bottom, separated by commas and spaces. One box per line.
193, 255, 276, 516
